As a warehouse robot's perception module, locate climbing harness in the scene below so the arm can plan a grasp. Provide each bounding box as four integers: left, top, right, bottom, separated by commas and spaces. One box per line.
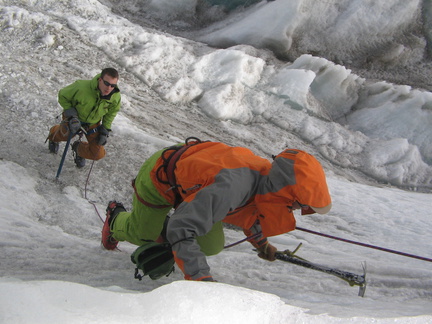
131, 178, 171, 209
130, 137, 207, 209
155, 137, 207, 208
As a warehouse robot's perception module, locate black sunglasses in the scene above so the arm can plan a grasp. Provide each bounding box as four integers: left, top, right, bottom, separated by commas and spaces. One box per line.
101, 79, 117, 88
287, 201, 310, 211
298, 202, 309, 209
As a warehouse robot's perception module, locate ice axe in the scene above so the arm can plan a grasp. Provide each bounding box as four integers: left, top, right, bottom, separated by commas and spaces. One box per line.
55, 127, 86, 179
275, 243, 367, 297
55, 131, 73, 179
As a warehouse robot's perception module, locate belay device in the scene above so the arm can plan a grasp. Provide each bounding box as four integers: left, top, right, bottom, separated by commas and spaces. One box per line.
131, 242, 175, 280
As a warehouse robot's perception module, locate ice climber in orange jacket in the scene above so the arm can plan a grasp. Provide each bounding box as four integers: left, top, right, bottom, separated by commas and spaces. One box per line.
102, 137, 332, 282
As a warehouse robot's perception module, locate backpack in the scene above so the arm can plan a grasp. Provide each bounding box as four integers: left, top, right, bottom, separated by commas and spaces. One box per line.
131, 242, 175, 280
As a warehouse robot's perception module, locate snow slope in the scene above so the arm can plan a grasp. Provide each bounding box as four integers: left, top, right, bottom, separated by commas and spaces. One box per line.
0, 0, 431, 322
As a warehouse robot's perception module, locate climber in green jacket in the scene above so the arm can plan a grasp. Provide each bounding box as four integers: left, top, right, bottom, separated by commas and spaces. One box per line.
47, 68, 121, 168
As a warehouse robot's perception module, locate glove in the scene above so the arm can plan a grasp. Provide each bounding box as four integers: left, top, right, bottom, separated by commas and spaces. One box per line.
97, 125, 110, 146
68, 117, 81, 134
63, 107, 78, 119
257, 242, 277, 261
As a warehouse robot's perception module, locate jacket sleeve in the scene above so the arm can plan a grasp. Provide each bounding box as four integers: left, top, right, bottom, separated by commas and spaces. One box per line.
58, 82, 79, 111
166, 168, 260, 280
166, 182, 233, 280
101, 94, 121, 130
243, 221, 269, 250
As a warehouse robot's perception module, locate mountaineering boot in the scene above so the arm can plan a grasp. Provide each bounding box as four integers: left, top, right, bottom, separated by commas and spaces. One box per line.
71, 141, 86, 168
48, 141, 59, 154
102, 201, 126, 250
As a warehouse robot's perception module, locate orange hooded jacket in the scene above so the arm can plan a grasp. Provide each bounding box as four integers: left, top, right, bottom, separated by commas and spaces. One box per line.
150, 142, 331, 238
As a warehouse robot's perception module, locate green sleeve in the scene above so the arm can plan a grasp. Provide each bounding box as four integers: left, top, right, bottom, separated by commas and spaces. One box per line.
58, 82, 79, 111
101, 95, 121, 130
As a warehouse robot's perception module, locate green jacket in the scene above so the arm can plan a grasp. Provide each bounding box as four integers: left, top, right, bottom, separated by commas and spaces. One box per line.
58, 73, 121, 130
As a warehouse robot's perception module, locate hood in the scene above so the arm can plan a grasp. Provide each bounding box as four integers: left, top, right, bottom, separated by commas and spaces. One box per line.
254, 149, 331, 236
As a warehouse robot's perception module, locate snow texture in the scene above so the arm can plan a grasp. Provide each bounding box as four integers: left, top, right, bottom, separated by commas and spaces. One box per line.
0, 0, 431, 323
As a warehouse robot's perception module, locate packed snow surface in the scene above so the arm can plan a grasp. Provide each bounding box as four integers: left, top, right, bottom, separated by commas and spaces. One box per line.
0, 0, 431, 323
